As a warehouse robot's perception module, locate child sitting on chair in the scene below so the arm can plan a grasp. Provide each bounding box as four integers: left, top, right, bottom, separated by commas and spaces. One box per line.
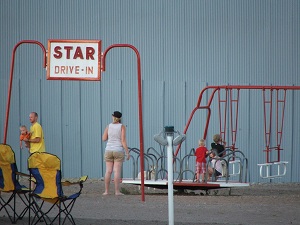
208, 151, 222, 181
195, 139, 209, 183
19, 125, 31, 149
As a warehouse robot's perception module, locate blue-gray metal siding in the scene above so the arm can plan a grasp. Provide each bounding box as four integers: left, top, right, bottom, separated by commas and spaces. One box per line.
0, 0, 299, 182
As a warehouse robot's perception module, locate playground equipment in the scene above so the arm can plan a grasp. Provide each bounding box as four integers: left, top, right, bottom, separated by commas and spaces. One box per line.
175, 85, 300, 179
124, 144, 249, 193
3, 40, 300, 201
123, 85, 300, 197
123, 85, 299, 194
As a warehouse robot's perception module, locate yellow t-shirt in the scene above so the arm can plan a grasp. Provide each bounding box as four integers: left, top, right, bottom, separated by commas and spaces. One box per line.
29, 122, 46, 153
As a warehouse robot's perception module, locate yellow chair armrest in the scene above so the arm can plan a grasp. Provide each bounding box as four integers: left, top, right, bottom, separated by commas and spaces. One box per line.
62, 175, 88, 186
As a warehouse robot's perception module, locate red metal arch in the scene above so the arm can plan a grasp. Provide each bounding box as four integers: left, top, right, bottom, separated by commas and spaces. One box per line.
3, 40, 47, 144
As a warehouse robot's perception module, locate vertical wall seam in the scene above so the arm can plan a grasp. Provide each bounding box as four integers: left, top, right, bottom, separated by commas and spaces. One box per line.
60, 81, 64, 177
247, 87, 251, 183
79, 81, 83, 176
18, 78, 22, 169
290, 88, 294, 181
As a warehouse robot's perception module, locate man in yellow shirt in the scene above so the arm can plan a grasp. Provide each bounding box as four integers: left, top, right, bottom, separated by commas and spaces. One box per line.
24, 112, 46, 154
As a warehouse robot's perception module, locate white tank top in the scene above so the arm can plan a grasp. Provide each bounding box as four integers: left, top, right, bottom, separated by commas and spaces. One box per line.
105, 123, 123, 152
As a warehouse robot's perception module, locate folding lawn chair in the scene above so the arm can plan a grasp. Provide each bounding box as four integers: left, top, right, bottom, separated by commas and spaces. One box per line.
0, 143, 31, 224
28, 152, 88, 225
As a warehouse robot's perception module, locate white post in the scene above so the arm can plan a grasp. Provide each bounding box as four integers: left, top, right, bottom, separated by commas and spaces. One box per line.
154, 126, 185, 225
166, 135, 174, 225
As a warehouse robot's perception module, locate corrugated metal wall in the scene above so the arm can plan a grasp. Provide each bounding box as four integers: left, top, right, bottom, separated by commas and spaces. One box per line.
0, 0, 299, 182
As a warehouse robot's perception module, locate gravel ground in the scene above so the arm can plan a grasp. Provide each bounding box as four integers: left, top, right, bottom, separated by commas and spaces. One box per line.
1, 179, 300, 225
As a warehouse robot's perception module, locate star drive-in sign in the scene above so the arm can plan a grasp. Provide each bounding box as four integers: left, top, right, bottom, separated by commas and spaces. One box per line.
47, 40, 101, 81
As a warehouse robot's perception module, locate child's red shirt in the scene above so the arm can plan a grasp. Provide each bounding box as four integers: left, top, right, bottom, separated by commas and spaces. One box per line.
195, 146, 208, 163
20, 132, 31, 141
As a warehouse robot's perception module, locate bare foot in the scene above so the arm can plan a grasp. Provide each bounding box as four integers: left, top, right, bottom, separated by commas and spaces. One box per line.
115, 192, 124, 196
102, 192, 109, 196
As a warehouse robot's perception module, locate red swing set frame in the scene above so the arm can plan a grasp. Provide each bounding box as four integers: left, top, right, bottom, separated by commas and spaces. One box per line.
175, 85, 300, 166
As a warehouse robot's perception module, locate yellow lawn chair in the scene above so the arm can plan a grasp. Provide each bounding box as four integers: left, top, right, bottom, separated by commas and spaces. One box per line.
0, 143, 30, 224
28, 152, 88, 225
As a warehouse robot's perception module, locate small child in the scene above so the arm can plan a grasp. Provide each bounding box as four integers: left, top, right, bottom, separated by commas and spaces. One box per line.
208, 151, 222, 181
19, 125, 31, 149
195, 139, 209, 182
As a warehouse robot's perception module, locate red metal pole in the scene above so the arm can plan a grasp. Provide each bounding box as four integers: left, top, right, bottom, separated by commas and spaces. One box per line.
3, 40, 47, 144
102, 44, 145, 201
203, 107, 211, 140
175, 106, 211, 157
230, 89, 240, 151
218, 90, 222, 139
174, 85, 219, 157
276, 89, 286, 162
218, 89, 228, 145
269, 90, 273, 163
263, 89, 273, 163
263, 89, 270, 163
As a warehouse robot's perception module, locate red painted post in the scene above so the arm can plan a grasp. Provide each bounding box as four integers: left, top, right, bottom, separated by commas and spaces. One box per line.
230, 89, 240, 151
218, 89, 228, 145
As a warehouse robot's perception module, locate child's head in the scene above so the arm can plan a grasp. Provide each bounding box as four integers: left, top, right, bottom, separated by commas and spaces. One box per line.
198, 139, 205, 147
209, 150, 216, 158
20, 125, 28, 134
213, 134, 222, 143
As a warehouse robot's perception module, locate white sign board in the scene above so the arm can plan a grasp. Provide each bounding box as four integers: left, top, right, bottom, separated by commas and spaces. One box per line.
47, 40, 101, 81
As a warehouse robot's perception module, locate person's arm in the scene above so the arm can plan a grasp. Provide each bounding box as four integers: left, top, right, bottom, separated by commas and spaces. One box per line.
24, 126, 42, 144
23, 136, 40, 149
205, 150, 209, 157
121, 125, 130, 160
23, 136, 41, 143
102, 126, 108, 141
27, 137, 41, 143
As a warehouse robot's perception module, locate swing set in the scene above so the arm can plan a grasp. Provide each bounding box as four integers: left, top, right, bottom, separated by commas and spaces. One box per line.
175, 85, 300, 179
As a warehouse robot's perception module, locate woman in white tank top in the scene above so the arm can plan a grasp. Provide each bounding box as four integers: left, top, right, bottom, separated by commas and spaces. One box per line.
102, 111, 130, 195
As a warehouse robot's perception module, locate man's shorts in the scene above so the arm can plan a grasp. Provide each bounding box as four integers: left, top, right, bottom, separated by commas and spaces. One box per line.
196, 162, 207, 174
104, 151, 125, 162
